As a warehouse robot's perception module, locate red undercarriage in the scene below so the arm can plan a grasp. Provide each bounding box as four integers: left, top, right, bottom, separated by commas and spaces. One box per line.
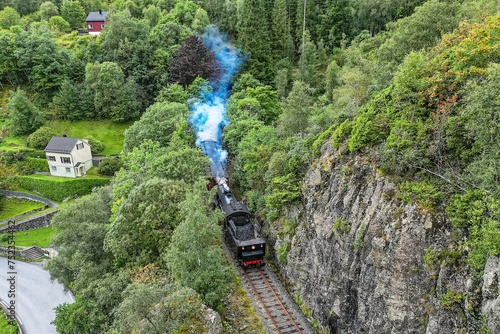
241, 259, 265, 267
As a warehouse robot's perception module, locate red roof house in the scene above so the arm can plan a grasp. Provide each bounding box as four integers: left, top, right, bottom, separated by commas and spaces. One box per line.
85, 10, 108, 36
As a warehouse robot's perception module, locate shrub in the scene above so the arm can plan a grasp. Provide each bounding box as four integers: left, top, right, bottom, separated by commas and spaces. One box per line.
398, 180, 442, 208
353, 223, 366, 251
312, 124, 335, 157
15, 175, 111, 201
332, 217, 351, 236
424, 246, 439, 272
277, 239, 290, 265
26, 127, 55, 150
332, 119, 352, 149
26, 157, 50, 172
87, 137, 105, 154
440, 287, 464, 310
97, 157, 123, 176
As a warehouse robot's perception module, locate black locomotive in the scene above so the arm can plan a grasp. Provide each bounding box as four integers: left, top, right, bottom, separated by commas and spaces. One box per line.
201, 140, 266, 267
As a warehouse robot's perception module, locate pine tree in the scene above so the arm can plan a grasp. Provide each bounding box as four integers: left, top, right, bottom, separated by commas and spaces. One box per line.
271, 0, 288, 61
237, 0, 273, 83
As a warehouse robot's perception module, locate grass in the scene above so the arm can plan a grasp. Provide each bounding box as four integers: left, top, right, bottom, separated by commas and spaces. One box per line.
0, 135, 27, 151
0, 197, 46, 221
0, 226, 55, 248
51, 119, 133, 155
0, 309, 19, 334
21, 173, 108, 181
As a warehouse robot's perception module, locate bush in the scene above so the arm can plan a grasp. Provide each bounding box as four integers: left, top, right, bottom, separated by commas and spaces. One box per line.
27, 127, 55, 150
312, 124, 335, 157
332, 218, 351, 236
26, 157, 50, 172
97, 157, 123, 176
88, 137, 105, 154
15, 175, 111, 201
398, 180, 442, 208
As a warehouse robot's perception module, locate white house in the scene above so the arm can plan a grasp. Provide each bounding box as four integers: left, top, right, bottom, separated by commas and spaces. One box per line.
44, 136, 93, 178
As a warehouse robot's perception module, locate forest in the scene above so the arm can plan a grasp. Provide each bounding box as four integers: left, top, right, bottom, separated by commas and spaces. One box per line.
0, 0, 500, 332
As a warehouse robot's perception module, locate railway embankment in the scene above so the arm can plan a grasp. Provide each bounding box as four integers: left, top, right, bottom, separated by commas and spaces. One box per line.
262, 139, 499, 333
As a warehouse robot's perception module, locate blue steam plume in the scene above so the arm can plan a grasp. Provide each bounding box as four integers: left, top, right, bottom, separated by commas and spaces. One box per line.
189, 26, 245, 177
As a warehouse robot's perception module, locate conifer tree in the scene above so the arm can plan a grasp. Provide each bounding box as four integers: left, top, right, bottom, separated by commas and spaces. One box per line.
237, 0, 273, 83
271, 0, 288, 61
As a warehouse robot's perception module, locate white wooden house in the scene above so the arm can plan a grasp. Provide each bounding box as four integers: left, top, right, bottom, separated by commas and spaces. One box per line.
44, 136, 93, 178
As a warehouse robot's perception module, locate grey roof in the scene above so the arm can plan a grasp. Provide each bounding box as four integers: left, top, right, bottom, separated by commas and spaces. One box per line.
86, 11, 108, 22
44, 136, 80, 153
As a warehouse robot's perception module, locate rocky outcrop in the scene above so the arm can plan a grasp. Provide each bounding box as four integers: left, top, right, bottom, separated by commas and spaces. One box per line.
264, 140, 495, 333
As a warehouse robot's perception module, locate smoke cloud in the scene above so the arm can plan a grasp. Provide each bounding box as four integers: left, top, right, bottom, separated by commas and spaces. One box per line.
189, 26, 245, 177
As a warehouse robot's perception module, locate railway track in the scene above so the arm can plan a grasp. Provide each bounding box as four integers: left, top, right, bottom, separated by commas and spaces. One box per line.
243, 268, 305, 334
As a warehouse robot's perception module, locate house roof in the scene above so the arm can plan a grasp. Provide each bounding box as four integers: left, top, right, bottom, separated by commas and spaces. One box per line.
86, 11, 108, 22
44, 136, 80, 153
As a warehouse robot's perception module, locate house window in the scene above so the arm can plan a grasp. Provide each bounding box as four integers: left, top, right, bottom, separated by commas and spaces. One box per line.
76, 143, 84, 150
61, 157, 71, 164
66, 167, 71, 173
51, 166, 57, 172
48, 156, 56, 161
101, 24, 104, 29
88, 24, 93, 29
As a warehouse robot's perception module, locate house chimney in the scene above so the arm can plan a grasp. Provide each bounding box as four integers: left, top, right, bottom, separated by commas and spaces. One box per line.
99, 9, 102, 14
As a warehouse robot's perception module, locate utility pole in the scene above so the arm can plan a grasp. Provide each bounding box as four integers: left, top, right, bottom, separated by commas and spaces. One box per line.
302, 0, 307, 54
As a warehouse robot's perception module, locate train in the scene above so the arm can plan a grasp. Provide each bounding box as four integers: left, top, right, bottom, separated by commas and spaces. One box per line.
201, 140, 266, 268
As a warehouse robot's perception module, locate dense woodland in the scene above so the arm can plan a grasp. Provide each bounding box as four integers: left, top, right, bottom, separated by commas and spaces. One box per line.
1, 0, 500, 332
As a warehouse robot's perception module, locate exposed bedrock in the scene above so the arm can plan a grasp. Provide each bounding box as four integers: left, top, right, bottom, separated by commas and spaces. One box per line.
264, 140, 498, 334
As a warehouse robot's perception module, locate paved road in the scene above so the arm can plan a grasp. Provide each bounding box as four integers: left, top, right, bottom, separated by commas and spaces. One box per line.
0, 257, 74, 334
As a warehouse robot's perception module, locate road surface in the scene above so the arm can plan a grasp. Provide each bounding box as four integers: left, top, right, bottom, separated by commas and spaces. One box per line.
0, 257, 74, 333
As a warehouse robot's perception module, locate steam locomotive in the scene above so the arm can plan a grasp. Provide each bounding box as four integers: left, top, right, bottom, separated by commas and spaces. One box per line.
201, 140, 266, 268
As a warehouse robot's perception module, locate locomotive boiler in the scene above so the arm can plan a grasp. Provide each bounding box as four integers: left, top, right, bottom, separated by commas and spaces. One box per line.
201, 140, 266, 267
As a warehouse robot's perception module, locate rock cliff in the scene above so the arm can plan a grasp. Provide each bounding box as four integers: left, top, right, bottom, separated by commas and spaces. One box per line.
264, 140, 499, 333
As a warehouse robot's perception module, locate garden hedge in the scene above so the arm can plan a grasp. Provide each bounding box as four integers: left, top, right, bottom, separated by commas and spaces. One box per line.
26, 157, 50, 172
15, 175, 111, 201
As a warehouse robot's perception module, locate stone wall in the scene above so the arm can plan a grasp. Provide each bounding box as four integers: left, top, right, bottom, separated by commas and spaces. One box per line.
263, 139, 494, 334
0, 211, 58, 233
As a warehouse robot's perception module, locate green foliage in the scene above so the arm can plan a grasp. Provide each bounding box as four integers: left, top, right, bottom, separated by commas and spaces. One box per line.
97, 157, 122, 176
26, 157, 49, 172
142, 5, 162, 28
53, 80, 94, 121
398, 180, 442, 208
111, 281, 206, 334
87, 137, 104, 154
47, 187, 114, 292
26, 127, 54, 150
424, 245, 439, 272
237, 0, 273, 82
40, 1, 59, 21
165, 183, 235, 308
353, 223, 366, 251
6, 90, 45, 136
0, 7, 21, 29
332, 119, 352, 149
123, 102, 188, 153
312, 124, 335, 157
278, 80, 314, 138
446, 190, 484, 229
332, 217, 351, 236
440, 287, 465, 310
156, 83, 189, 104
347, 107, 387, 152
61, 0, 85, 30
276, 239, 290, 264
265, 173, 301, 212
48, 16, 71, 33
15, 175, 111, 201
85, 61, 141, 122
106, 178, 186, 267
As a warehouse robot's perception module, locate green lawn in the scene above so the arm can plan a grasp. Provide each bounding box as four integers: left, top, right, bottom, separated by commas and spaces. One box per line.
0, 226, 55, 248
0, 197, 46, 221
0, 309, 18, 334
51, 120, 133, 155
0, 135, 27, 151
